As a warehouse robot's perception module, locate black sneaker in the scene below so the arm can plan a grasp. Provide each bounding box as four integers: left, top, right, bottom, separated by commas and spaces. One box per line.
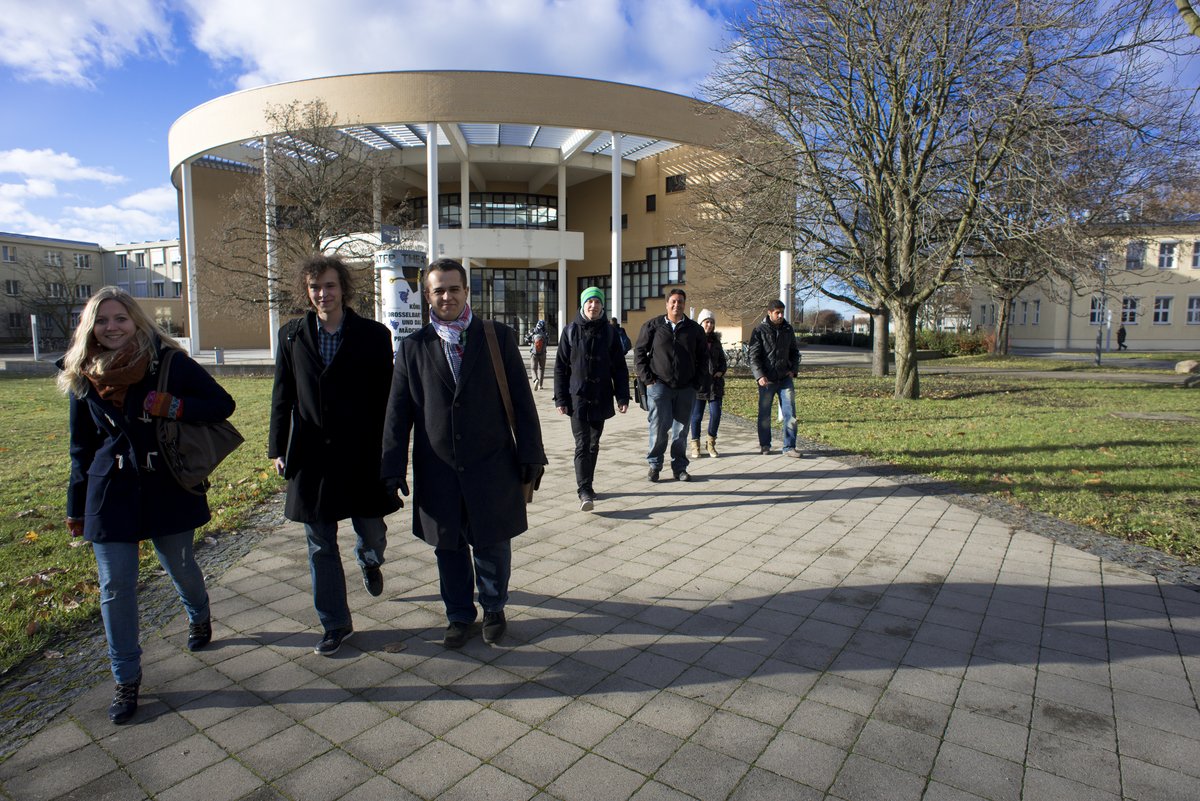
648, 468, 660, 482
314, 626, 353, 656
674, 470, 691, 482
109, 674, 141, 725
186, 617, 212, 651
760, 446, 771, 455
579, 496, 593, 512
482, 610, 507, 644
361, 564, 384, 597
444, 621, 472, 649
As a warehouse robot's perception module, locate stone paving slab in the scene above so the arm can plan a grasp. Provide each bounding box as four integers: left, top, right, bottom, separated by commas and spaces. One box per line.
2, 384, 1199, 800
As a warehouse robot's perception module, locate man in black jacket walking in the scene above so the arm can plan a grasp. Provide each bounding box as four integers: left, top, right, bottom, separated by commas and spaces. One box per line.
269, 256, 401, 656
634, 288, 706, 482
748, 299, 801, 457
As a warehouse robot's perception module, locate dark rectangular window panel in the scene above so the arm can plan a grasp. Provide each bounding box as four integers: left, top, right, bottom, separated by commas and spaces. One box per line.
665, 174, 687, 193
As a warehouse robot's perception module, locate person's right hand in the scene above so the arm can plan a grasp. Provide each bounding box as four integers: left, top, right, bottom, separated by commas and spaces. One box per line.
757, 376, 769, 387
557, 406, 568, 415
65, 517, 83, 538
273, 457, 286, 475
384, 476, 410, 496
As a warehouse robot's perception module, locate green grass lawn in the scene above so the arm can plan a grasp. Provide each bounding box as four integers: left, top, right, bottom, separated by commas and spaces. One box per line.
0, 374, 282, 675
725, 369, 1200, 561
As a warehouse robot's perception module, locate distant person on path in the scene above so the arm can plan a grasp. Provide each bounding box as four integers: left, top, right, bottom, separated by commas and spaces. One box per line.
554, 287, 630, 511
611, 316, 633, 355
382, 258, 546, 648
524, 319, 548, 390
748, 299, 801, 457
269, 255, 400, 657
689, 309, 727, 459
634, 288, 707, 482
59, 286, 235, 724
1117, 324, 1128, 351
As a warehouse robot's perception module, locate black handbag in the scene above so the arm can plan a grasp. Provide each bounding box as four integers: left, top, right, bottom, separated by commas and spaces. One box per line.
155, 349, 244, 495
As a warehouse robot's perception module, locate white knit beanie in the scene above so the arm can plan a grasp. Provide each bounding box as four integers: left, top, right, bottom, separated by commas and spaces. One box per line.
697, 309, 715, 324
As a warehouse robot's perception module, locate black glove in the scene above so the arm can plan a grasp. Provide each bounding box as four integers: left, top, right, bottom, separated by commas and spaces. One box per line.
520, 463, 545, 490
383, 476, 410, 496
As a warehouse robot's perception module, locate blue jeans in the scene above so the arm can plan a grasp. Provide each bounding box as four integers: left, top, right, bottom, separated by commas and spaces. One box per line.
646, 382, 697, 473
435, 538, 512, 623
93, 530, 209, 684
757, 377, 797, 452
689, 398, 722, 440
304, 517, 387, 632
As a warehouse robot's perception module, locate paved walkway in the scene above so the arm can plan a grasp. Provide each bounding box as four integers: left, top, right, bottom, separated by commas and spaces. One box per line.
2, 386, 1200, 801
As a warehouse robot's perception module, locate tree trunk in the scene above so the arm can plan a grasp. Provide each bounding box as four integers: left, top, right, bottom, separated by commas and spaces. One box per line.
890, 305, 920, 400
871, 311, 890, 376
993, 299, 1011, 356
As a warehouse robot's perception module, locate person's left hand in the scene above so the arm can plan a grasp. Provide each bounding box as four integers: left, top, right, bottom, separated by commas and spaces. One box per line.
65, 517, 83, 538
557, 406, 568, 415
520, 463, 545, 489
143, 391, 183, 419
617, 403, 628, 414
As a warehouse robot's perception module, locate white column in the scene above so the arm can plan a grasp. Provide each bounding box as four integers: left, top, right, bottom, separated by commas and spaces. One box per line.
460, 159, 470, 271
263, 137, 279, 356
610, 132, 622, 317
426, 123, 439, 262
558, 162, 568, 332
779, 250, 793, 319
180, 161, 201, 356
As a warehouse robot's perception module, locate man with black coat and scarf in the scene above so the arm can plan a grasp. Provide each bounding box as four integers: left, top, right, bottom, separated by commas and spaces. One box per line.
554, 286, 630, 512
382, 258, 547, 648
269, 256, 401, 657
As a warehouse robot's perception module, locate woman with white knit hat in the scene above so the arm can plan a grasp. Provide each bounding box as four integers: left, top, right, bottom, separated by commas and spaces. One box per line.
689, 309, 727, 458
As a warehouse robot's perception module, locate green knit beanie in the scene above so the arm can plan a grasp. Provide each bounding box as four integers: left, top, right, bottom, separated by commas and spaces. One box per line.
580, 286, 605, 308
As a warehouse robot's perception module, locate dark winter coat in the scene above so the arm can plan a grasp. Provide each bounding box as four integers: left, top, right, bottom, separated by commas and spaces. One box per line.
381, 316, 547, 549
268, 308, 401, 524
696, 333, 728, 402
748, 318, 800, 382
66, 343, 236, 543
633, 315, 707, 390
553, 312, 631, 420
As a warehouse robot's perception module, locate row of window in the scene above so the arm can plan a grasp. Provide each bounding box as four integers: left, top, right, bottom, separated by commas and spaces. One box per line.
1090, 295, 1200, 326
1123, 240, 1200, 270
1, 246, 94, 268
4, 280, 182, 299
577, 245, 687, 316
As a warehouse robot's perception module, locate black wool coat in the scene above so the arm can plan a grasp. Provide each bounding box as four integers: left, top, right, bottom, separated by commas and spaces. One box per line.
381, 316, 547, 549
67, 343, 236, 543
268, 308, 401, 524
553, 313, 631, 421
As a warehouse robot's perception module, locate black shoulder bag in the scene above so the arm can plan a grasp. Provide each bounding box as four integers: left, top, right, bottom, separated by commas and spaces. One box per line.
156, 349, 245, 495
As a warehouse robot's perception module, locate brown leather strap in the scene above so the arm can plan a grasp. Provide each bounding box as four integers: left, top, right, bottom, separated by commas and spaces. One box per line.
482, 320, 517, 437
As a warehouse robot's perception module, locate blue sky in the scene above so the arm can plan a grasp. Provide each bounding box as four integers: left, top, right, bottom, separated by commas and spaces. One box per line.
0, 0, 747, 246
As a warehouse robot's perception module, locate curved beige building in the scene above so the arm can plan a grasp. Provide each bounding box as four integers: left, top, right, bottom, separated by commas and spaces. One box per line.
169, 71, 747, 350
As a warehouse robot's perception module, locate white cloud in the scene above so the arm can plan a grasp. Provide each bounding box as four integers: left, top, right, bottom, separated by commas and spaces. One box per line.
0, 149, 125, 184
0, 0, 173, 86
118, 184, 177, 214
181, 0, 730, 95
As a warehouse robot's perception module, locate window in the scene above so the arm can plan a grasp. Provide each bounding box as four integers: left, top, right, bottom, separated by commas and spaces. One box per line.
1193, 242, 1200, 269
151, 248, 165, 267
1153, 296, 1172, 324
153, 281, 165, 298
665, 174, 687, 193
620, 245, 686, 313
133, 281, 147, 297
1090, 297, 1105, 325
4, 279, 19, 296
1187, 297, 1200, 324
45, 250, 62, 267
1125, 241, 1144, 270
1032, 300, 1040, 326
608, 214, 628, 230
69, 312, 81, 329
74, 253, 90, 269
135, 253, 145, 268
1, 245, 15, 262
980, 304, 988, 325
47, 282, 66, 298
8, 312, 22, 329
117, 254, 128, 270
1158, 242, 1177, 270
75, 284, 92, 299
1121, 297, 1139, 324
173, 281, 182, 298
646, 194, 656, 212
1020, 301, 1028, 325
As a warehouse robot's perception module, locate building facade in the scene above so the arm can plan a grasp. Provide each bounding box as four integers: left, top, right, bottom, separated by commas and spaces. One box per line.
0, 232, 185, 350
971, 220, 1200, 352
167, 71, 753, 352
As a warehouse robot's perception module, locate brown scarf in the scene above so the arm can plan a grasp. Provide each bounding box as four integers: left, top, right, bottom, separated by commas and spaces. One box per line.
83, 341, 150, 410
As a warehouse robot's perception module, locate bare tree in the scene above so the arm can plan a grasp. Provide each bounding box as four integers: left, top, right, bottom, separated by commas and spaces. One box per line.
200, 99, 418, 320
700, 0, 1194, 398
10, 253, 97, 345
